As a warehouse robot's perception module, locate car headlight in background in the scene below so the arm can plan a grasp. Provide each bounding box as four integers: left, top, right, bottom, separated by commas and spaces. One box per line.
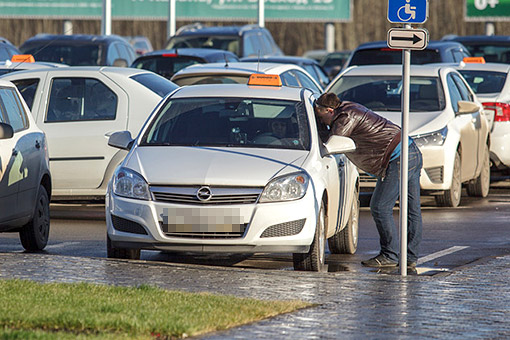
413, 126, 448, 147
113, 167, 151, 200
260, 172, 310, 203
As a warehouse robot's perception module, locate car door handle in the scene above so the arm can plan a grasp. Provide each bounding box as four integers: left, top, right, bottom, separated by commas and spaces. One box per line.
35, 140, 41, 149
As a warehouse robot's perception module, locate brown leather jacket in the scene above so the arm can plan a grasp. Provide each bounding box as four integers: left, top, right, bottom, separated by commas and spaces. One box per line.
323, 101, 401, 177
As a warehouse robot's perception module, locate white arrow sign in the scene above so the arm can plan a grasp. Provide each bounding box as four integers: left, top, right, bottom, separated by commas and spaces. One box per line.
387, 28, 429, 50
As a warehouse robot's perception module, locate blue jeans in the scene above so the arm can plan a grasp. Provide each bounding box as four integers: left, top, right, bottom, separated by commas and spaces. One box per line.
370, 142, 423, 263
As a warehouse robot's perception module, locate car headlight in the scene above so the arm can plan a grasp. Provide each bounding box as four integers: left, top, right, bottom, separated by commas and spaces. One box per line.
413, 126, 448, 147
260, 172, 310, 203
113, 167, 151, 200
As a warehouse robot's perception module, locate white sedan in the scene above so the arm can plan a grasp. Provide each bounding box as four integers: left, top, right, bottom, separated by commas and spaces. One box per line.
105, 74, 359, 271
326, 65, 491, 207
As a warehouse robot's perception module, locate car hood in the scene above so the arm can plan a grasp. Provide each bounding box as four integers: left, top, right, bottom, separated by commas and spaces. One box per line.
374, 110, 450, 136
124, 146, 309, 186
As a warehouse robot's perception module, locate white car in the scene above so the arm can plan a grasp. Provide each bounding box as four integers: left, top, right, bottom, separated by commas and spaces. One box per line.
0, 79, 52, 251
171, 62, 323, 94
456, 61, 510, 171
326, 65, 491, 208
105, 74, 359, 271
1, 67, 178, 200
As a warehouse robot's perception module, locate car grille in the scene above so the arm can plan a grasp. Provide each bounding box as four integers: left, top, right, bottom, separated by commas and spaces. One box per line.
150, 186, 262, 205
425, 166, 443, 184
160, 222, 248, 239
111, 215, 148, 235
260, 219, 306, 238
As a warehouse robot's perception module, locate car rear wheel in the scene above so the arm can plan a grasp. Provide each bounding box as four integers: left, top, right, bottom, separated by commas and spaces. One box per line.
328, 187, 359, 254
106, 234, 141, 260
435, 150, 462, 208
19, 185, 50, 251
293, 202, 326, 271
466, 144, 490, 198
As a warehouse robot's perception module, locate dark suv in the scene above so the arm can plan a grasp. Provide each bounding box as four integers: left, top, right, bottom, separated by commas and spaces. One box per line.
165, 23, 283, 58
19, 34, 136, 67
442, 35, 510, 63
344, 40, 470, 69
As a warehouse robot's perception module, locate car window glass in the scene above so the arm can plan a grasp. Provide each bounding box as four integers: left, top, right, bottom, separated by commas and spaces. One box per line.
295, 70, 322, 93
243, 34, 258, 57
132, 56, 202, 79
260, 33, 274, 54
281, 71, 300, 87
447, 74, 463, 112
107, 43, 121, 65
46, 78, 117, 122
0, 87, 28, 132
130, 73, 178, 97
452, 73, 472, 101
452, 49, 464, 62
459, 70, 506, 94
349, 49, 441, 66
12, 78, 39, 111
21, 42, 102, 66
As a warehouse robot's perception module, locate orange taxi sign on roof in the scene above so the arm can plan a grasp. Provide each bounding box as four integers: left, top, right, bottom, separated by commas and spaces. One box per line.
11, 54, 35, 63
248, 74, 282, 86
463, 57, 485, 64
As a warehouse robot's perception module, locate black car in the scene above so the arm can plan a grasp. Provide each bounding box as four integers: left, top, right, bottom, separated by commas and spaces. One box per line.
344, 40, 470, 69
165, 23, 283, 58
132, 48, 240, 80
19, 34, 136, 67
0, 37, 20, 61
442, 35, 510, 63
240, 55, 329, 88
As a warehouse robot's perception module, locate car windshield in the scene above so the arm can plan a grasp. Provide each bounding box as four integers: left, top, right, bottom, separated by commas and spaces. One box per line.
329, 76, 446, 112
21, 42, 103, 66
166, 36, 239, 55
130, 73, 179, 97
460, 43, 510, 63
458, 70, 507, 94
132, 56, 204, 79
349, 49, 442, 66
141, 97, 310, 150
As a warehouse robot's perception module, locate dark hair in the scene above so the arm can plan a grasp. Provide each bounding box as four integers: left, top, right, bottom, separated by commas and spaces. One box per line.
316, 92, 341, 110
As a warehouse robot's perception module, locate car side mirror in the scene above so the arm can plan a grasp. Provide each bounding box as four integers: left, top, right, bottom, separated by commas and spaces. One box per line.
0, 122, 14, 140
324, 135, 356, 154
108, 131, 133, 150
112, 58, 128, 67
457, 101, 480, 115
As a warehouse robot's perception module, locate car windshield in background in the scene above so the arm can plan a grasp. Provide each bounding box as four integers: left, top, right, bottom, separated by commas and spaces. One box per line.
20, 42, 102, 66
130, 73, 178, 97
349, 49, 442, 66
458, 70, 507, 94
141, 97, 310, 150
166, 36, 239, 55
132, 56, 203, 79
461, 44, 510, 63
173, 75, 249, 86
330, 76, 445, 112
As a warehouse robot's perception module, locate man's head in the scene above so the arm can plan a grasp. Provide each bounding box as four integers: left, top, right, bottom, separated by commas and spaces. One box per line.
314, 92, 341, 126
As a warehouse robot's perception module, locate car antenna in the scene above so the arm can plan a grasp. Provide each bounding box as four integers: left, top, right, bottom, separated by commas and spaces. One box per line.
224, 53, 229, 68
257, 50, 261, 72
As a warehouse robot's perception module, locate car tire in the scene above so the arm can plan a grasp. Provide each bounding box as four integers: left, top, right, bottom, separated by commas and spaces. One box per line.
328, 187, 359, 254
19, 185, 50, 251
106, 234, 141, 260
293, 201, 326, 271
435, 150, 462, 208
466, 144, 490, 198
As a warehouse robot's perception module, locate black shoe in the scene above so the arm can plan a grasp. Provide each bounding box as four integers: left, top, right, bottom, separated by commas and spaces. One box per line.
398, 260, 417, 268
361, 254, 398, 268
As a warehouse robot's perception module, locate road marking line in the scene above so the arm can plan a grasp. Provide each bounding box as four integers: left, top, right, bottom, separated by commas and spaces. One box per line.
45, 242, 81, 250
417, 246, 470, 265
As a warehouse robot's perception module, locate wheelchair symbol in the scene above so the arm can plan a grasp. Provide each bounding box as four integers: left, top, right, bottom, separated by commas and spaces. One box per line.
398, 0, 416, 21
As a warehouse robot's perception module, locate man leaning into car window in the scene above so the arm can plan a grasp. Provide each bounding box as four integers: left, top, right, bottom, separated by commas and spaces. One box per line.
314, 92, 423, 268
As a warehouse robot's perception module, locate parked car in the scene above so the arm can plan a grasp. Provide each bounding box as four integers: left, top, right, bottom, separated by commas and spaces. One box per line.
105, 74, 360, 271
1, 67, 178, 200
132, 48, 240, 80
326, 64, 491, 207
165, 23, 283, 58
455, 60, 510, 171
442, 35, 510, 63
320, 50, 351, 79
0, 37, 20, 61
171, 62, 323, 94
240, 55, 330, 88
122, 36, 153, 56
19, 34, 136, 67
343, 41, 470, 70
0, 78, 51, 251
0, 54, 68, 77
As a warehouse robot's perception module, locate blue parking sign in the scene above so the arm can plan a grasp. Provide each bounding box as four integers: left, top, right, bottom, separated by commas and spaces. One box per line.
388, 0, 428, 24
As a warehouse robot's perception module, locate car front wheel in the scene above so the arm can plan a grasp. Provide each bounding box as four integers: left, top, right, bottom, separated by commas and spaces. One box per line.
435, 150, 462, 207
328, 187, 359, 254
293, 202, 326, 271
19, 185, 50, 251
466, 144, 490, 198
107, 234, 141, 260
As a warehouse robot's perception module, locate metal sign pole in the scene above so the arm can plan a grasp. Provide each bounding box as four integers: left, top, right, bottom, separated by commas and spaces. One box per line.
400, 22, 411, 276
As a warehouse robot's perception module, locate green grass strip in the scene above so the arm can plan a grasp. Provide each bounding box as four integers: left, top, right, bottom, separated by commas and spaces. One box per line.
0, 279, 311, 339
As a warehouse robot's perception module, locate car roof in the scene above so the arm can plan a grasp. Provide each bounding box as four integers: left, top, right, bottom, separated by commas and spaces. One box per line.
0, 78, 16, 88
140, 48, 238, 59
170, 83, 308, 101
456, 61, 510, 72
340, 64, 454, 77
174, 25, 263, 37
240, 56, 319, 65
354, 40, 466, 50
172, 62, 304, 76
1, 65, 157, 77
0, 60, 69, 70
21, 34, 128, 44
